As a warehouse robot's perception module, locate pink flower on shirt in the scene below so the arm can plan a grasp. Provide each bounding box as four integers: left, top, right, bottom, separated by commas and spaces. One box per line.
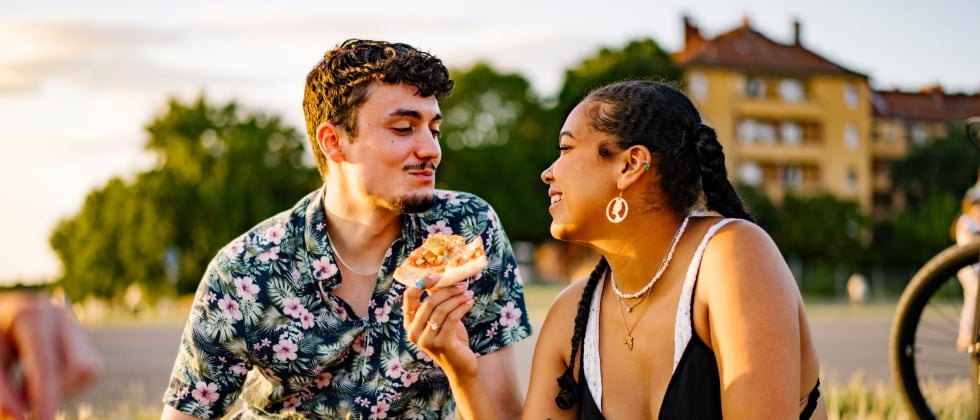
191, 381, 220, 405
281, 297, 304, 317
273, 339, 298, 361
499, 301, 522, 328
385, 359, 403, 379
312, 256, 338, 280
217, 295, 243, 321
234, 276, 260, 300
316, 372, 333, 388
401, 370, 419, 387
264, 224, 286, 245
257, 246, 280, 263
370, 400, 390, 419
226, 240, 244, 257
374, 304, 391, 323
298, 310, 315, 329
426, 220, 453, 236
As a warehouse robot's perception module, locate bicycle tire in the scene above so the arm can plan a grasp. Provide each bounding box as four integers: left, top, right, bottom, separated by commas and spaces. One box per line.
891, 240, 980, 419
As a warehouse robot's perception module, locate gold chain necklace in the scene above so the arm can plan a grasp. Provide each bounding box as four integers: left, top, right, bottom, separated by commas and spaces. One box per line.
618, 291, 649, 313
325, 231, 381, 276
617, 286, 652, 351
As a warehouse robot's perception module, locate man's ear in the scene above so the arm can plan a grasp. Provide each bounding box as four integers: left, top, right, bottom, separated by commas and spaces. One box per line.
616, 145, 653, 190
316, 122, 346, 163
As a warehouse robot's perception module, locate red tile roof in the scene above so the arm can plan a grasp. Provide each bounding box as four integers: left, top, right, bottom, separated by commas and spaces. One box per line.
674, 17, 866, 78
873, 88, 980, 121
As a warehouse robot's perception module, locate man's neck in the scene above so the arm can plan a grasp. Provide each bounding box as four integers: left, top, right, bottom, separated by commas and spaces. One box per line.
321, 185, 404, 254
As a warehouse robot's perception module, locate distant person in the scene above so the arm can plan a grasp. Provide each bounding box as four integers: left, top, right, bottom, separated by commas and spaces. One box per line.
846, 273, 869, 305
161, 39, 531, 419
524, 80, 826, 418
952, 187, 980, 351
0, 290, 102, 420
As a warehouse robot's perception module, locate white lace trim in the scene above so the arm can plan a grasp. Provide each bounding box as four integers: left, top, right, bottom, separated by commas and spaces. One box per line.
672, 218, 736, 372
583, 274, 604, 411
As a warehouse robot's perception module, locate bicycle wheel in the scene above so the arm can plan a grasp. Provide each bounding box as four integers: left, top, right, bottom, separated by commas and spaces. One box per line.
891, 241, 980, 419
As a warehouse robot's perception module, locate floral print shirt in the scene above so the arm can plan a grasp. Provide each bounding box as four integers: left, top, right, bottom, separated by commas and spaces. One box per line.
163, 188, 532, 419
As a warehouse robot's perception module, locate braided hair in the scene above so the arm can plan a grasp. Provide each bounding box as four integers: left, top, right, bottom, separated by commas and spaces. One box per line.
554, 80, 754, 409
555, 257, 608, 409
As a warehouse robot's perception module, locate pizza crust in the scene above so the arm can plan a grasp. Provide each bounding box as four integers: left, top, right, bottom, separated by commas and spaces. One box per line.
430, 254, 488, 288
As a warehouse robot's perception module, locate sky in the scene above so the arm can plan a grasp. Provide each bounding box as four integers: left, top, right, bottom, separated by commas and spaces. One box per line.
1, 0, 978, 284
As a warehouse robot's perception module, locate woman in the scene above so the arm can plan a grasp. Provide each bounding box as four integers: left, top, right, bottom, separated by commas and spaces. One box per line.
524, 80, 825, 419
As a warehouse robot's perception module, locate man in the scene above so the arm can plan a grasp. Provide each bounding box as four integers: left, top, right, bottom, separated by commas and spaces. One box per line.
161, 39, 532, 419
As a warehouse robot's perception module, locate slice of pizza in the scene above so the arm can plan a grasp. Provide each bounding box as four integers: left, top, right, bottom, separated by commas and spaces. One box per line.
393, 233, 488, 289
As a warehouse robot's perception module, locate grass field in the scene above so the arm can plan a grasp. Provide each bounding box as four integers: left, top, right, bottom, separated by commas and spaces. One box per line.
57, 282, 973, 419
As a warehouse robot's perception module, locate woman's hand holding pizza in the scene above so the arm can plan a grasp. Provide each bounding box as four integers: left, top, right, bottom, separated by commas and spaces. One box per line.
402, 274, 478, 378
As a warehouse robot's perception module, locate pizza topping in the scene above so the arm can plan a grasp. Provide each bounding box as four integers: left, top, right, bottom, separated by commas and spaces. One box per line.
393, 233, 488, 288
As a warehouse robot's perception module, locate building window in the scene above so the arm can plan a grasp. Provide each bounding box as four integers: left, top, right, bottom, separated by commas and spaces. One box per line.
689, 72, 709, 102
847, 168, 858, 192
746, 77, 766, 99
781, 122, 803, 146
778, 78, 805, 102
844, 83, 859, 109
738, 161, 763, 187
844, 123, 860, 151
782, 164, 803, 190
912, 125, 927, 145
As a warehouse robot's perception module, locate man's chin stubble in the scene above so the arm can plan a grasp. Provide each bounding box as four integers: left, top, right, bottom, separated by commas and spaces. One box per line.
391, 193, 435, 214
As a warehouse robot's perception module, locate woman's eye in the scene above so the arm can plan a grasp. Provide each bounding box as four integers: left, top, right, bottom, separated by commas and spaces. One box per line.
557, 146, 570, 152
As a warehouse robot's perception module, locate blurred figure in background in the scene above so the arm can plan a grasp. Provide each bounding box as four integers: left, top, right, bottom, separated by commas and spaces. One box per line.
0, 290, 102, 420
952, 186, 980, 351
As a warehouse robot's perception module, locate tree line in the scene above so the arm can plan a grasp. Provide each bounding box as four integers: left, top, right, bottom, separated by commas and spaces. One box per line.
46, 38, 980, 302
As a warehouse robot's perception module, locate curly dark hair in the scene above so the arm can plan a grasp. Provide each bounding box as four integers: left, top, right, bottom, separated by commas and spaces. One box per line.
302, 39, 454, 177
553, 80, 755, 410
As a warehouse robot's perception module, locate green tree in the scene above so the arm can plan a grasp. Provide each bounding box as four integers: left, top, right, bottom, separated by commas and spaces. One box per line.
437, 63, 555, 243
891, 125, 980, 208
772, 193, 869, 266
876, 123, 980, 268
51, 96, 319, 300
553, 38, 684, 119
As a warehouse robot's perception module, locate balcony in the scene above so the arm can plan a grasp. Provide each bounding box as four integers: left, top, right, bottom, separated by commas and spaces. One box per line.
737, 141, 825, 161
736, 98, 824, 119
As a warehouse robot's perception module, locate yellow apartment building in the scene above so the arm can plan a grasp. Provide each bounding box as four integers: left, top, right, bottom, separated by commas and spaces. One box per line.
673, 16, 875, 213
673, 16, 980, 220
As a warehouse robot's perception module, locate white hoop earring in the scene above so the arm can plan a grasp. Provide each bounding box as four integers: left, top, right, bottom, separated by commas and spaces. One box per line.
605, 191, 629, 223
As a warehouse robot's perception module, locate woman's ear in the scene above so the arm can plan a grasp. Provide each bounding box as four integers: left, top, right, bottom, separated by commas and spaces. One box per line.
317, 123, 346, 163
616, 145, 652, 190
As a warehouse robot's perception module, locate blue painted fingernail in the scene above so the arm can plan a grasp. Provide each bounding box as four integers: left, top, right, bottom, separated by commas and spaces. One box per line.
414, 280, 426, 290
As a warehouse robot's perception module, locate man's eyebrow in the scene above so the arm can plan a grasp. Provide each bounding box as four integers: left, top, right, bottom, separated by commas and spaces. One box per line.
388, 109, 443, 122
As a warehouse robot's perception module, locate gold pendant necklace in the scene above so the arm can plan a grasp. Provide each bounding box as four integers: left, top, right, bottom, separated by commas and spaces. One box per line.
617, 291, 651, 351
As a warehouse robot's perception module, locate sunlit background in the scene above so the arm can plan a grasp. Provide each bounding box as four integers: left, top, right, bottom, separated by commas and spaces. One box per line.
2, 0, 978, 285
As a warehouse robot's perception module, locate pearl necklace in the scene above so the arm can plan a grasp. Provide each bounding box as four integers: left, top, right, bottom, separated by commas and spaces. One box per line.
610, 215, 691, 299
325, 231, 381, 276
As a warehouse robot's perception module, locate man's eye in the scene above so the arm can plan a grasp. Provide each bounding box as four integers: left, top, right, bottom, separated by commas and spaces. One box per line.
393, 127, 411, 134
431, 130, 440, 139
